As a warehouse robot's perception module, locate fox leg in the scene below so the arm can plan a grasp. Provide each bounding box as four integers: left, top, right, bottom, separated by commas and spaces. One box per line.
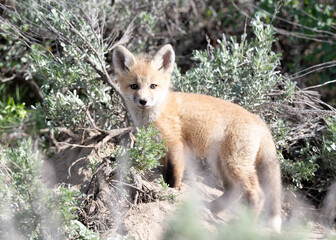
210, 178, 243, 213
230, 171, 265, 221
164, 141, 185, 189
214, 149, 265, 218
212, 168, 265, 221
241, 173, 265, 217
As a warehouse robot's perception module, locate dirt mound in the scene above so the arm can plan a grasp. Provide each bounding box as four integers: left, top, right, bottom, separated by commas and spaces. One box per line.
43, 146, 93, 188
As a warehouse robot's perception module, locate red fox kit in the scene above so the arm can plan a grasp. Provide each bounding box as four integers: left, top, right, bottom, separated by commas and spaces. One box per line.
113, 44, 282, 232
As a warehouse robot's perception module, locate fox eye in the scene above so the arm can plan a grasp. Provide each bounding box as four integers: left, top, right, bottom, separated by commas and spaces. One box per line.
130, 84, 138, 90
150, 84, 157, 89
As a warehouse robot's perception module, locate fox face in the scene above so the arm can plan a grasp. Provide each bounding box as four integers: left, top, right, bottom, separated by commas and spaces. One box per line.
116, 63, 170, 110
113, 45, 174, 111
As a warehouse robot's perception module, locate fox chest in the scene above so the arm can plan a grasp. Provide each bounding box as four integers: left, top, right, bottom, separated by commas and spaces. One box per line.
153, 116, 214, 159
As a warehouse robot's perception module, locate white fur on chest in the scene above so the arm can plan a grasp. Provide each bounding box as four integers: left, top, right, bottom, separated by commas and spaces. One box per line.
128, 105, 162, 128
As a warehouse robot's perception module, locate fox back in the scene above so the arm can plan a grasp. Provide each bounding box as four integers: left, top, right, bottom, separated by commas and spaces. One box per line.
113, 45, 282, 232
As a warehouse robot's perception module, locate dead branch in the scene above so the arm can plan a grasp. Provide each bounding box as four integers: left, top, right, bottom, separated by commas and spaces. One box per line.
303, 79, 336, 91
235, 1, 336, 44
40, 127, 80, 140
54, 127, 133, 151
290, 61, 336, 80
0, 74, 16, 82
110, 179, 146, 195
49, 129, 61, 152
68, 156, 87, 178
26, 79, 44, 102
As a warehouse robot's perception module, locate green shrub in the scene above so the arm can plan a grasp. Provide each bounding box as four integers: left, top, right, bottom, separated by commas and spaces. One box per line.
255, 0, 336, 91
27, 1, 126, 130
113, 124, 166, 178
0, 97, 27, 133
278, 149, 318, 189
172, 17, 295, 109
128, 124, 166, 172
1, 0, 128, 131
321, 117, 336, 173
276, 116, 336, 189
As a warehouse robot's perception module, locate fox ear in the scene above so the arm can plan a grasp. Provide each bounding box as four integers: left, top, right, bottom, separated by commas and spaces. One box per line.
113, 45, 136, 75
152, 44, 175, 74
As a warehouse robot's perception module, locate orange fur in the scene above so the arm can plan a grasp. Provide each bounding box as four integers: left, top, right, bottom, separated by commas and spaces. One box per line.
113, 44, 282, 232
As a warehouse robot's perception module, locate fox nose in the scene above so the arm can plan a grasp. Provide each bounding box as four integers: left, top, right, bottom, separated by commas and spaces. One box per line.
139, 99, 147, 106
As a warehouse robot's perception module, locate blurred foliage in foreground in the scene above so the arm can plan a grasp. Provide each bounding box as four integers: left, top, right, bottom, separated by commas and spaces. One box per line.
0, 139, 100, 239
